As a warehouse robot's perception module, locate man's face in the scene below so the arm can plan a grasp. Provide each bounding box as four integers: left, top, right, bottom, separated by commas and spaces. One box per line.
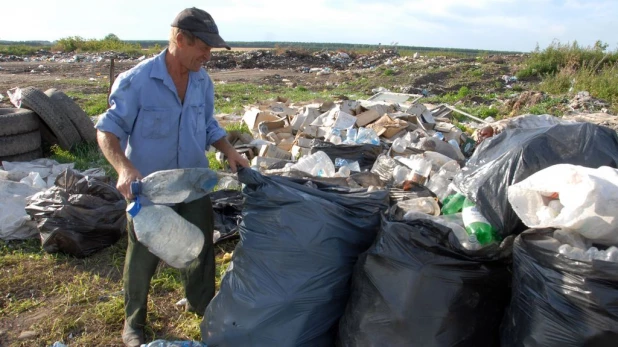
180, 37, 212, 72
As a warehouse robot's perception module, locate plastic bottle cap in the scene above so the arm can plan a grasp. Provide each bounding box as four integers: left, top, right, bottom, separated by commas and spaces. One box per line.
126, 197, 142, 217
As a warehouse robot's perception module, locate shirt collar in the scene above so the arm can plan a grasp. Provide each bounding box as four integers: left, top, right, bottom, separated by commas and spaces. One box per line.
151, 48, 206, 83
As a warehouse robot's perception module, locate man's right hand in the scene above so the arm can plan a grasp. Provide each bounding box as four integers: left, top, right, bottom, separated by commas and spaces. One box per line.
117, 166, 143, 200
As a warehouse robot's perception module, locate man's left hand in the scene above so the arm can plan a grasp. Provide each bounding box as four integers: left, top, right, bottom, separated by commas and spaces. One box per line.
226, 151, 250, 173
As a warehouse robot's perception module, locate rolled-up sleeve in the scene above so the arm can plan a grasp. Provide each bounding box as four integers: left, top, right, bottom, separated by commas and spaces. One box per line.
95, 73, 139, 143
204, 76, 226, 146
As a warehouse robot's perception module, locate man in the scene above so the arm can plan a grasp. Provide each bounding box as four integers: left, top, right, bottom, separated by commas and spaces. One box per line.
95, 7, 249, 346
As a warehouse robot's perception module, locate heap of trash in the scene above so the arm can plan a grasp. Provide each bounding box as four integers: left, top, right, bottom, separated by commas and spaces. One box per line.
3, 88, 618, 346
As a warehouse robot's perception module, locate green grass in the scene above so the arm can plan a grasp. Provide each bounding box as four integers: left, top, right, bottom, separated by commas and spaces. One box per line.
517, 40, 618, 78
52, 36, 159, 56
49, 142, 116, 178
65, 92, 109, 116
423, 86, 472, 104
0, 44, 49, 55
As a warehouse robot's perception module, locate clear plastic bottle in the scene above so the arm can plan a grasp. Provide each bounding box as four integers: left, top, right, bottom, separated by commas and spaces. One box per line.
128, 203, 204, 269
291, 151, 335, 177
558, 244, 587, 261
393, 165, 412, 186
345, 127, 358, 144
462, 198, 497, 246
397, 197, 440, 216
553, 229, 588, 250
391, 137, 410, 153
356, 127, 380, 145
605, 246, 618, 262
139, 168, 219, 204
426, 160, 460, 200
370, 154, 397, 182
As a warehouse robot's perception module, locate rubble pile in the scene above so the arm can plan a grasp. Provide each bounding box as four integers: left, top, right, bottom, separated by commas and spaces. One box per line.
0, 50, 143, 63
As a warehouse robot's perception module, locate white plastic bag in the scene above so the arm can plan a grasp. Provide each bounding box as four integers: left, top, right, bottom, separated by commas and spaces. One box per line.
508, 164, 618, 245
0, 180, 40, 240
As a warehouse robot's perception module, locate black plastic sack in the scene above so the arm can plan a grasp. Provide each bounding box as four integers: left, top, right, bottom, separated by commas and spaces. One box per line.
453, 122, 618, 238
311, 141, 382, 171
208, 189, 243, 244
501, 230, 618, 347
25, 168, 127, 257
201, 168, 389, 347
338, 218, 513, 347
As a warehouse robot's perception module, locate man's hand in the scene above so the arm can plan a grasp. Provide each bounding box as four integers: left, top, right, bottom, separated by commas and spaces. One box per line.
226, 151, 250, 173
117, 166, 143, 200
212, 136, 250, 173
97, 130, 142, 200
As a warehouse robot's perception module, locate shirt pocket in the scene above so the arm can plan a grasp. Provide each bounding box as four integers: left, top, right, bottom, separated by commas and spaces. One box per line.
139, 107, 175, 139
191, 104, 206, 134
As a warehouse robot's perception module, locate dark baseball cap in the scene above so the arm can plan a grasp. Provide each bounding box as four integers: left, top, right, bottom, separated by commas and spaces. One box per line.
171, 7, 231, 50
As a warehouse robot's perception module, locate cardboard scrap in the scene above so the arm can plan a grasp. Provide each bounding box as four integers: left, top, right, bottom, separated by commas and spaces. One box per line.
367, 115, 409, 138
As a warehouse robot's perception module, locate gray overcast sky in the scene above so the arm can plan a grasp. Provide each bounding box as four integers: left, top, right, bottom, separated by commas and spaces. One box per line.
2, 0, 616, 52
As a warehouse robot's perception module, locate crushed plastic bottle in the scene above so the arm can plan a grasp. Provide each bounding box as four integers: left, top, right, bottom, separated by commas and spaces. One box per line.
397, 197, 440, 216
356, 127, 380, 145
391, 137, 410, 153
139, 168, 219, 204
393, 165, 412, 186
558, 244, 587, 261
553, 229, 588, 250
335, 158, 361, 172
290, 151, 335, 177
344, 127, 358, 144
426, 160, 460, 201
370, 154, 397, 182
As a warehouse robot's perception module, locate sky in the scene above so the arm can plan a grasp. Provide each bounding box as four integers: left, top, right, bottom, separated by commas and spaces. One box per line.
1, 0, 616, 52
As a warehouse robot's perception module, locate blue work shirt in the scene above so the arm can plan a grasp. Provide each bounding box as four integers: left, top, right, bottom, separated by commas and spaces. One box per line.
95, 49, 226, 177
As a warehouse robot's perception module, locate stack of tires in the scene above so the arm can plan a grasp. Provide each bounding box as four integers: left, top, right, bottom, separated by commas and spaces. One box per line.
0, 87, 97, 162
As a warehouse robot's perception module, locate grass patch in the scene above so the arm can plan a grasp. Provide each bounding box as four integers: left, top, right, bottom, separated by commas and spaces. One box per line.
0, 44, 49, 55
49, 142, 116, 178
383, 68, 396, 76
65, 92, 108, 117
524, 97, 566, 116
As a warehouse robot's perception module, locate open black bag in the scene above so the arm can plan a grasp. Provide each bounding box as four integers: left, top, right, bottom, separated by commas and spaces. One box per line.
25, 168, 126, 257
453, 122, 618, 238
201, 168, 389, 347
311, 141, 382, 171
501, 230, 618, 347
338, 218, 513, 347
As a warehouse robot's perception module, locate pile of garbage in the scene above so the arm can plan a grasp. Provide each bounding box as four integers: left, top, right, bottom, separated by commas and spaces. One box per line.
200, 92, 618, 345
0, 51, 146, 63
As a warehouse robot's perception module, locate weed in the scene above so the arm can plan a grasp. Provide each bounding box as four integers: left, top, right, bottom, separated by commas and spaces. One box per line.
517, 40, 618, 78
383, 69, 396, 76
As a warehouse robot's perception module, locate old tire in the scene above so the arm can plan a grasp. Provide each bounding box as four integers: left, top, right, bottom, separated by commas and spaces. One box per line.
44, 88, 97, 143
0, 147, 43, 163
0, 131, 42, 157
0, 108, 40, 136
20, 86, 82, 150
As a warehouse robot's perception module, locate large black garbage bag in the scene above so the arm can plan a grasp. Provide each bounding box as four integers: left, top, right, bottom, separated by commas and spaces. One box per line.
501, 230, 618, 347
453, 122, 618, 238
311, 141, 382, 171
201, 168, 389, 347
338, 218, 513, 347
25, 168, 127, 257
208, 189, 243, 244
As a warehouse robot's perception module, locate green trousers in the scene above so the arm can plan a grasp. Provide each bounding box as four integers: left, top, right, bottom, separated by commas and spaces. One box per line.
123, 196, 216, 329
